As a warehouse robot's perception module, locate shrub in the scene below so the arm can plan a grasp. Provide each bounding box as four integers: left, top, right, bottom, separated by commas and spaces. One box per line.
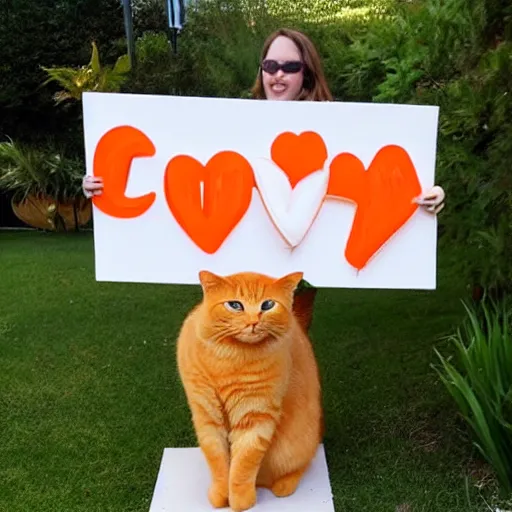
124, 32, 185, 96
0, 139, 84, 203
132, 0, 168, 36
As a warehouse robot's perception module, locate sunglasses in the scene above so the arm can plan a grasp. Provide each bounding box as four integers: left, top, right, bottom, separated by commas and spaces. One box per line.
261, 59, 304, 75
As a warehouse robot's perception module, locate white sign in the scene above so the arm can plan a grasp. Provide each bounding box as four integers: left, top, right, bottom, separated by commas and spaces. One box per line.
149, 445, 335, 512
82, 92, 439, 289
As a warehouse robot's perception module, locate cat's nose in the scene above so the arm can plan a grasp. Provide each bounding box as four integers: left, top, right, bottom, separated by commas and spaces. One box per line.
247, 314, 259, 325
247, 316, 259, 329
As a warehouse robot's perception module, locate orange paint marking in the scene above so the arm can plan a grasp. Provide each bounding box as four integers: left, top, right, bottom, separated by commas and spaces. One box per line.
92, 125, 156, 218
327, 145, 422, 270
270, 131, 328, 188
164, 151, 255, 254
91, 125, 422, 265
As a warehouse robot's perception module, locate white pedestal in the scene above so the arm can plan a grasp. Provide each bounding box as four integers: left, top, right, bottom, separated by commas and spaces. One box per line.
149, 444, 335, 511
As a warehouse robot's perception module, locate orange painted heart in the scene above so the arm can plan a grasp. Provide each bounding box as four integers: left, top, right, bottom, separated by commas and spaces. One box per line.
327, 145, 422, 271
164, 151, 255, 254
271, 131, 328, 188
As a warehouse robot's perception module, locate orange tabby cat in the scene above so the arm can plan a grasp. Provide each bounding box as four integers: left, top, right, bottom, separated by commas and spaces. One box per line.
176, 270, 323, 512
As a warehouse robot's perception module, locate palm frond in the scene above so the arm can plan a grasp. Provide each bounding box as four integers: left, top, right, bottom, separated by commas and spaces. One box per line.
41, 41, 131, 105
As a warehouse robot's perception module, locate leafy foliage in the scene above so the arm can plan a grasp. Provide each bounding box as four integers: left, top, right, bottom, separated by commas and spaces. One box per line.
42, 42, 131, 104
264, 0, 393, 23
132, 0, 169, 36
434, 299, 512, 494
124, 32, 183, 96
0, 140, 84, 202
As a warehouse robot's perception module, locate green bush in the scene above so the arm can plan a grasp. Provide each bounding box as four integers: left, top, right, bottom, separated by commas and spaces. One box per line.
434, 298, 512, 494
125, 32, 185, 96
132, 0, 168, 37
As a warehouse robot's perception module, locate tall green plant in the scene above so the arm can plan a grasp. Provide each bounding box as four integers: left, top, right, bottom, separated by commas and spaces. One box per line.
433, 299, 512, 494
41, 42, 131, 105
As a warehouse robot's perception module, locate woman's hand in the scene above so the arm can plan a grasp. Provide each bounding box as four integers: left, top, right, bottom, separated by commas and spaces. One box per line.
82, 176, 104, 199
414, 185, 445, 214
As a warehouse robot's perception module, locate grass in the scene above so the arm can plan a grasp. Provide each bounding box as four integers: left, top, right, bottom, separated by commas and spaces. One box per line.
0, 230, 505, 511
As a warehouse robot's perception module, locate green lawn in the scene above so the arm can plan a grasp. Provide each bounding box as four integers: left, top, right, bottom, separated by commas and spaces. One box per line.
0, 230, 503, 511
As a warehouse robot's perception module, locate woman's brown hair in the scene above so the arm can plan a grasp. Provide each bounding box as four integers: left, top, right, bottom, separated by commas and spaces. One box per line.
251, 28, 333, 102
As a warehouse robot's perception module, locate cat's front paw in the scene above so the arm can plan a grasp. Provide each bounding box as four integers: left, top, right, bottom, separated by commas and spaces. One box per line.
208, 481, 229, 508
229, 483, 257, 512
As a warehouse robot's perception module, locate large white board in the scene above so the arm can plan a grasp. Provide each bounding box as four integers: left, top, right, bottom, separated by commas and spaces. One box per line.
82, 92, 439, 289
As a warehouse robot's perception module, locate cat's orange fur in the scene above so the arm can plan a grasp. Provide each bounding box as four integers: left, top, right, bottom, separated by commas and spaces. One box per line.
176, 270, 323, 512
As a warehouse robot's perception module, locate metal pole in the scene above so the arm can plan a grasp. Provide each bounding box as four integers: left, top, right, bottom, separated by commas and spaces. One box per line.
170, 28, 178, 55
165, 0, 184, 55
121, 0, 136, 68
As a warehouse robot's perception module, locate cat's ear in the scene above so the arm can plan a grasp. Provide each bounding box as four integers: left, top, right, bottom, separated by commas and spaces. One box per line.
198, 270, 226, 293
274, 271, 304, 295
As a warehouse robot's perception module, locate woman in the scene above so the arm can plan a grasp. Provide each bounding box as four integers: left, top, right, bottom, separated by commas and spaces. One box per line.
83, 28, 445, 213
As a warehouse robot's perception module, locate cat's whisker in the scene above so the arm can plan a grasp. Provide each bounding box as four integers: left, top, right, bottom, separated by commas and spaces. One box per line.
210, 327, 241, 342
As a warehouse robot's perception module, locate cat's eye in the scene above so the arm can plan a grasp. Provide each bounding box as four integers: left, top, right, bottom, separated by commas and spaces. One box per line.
225, 301, 244, 312
261, 300, 275, 311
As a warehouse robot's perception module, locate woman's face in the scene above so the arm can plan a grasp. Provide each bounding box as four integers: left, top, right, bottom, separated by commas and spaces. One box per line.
262, 36, 304, 101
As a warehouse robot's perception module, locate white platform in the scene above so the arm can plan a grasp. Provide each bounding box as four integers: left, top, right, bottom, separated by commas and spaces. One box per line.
149, 444, 335, 511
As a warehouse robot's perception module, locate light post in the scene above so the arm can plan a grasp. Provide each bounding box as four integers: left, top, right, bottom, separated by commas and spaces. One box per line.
121, 0, 191, 61
121, 0, 136, 67
165, 0, 186, 54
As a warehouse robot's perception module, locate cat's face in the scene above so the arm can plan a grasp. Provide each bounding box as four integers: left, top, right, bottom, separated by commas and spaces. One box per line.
198, 271, 303, 344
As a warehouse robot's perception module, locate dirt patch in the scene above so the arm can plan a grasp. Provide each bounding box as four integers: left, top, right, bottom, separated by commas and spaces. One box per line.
408, 419, 441, 453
